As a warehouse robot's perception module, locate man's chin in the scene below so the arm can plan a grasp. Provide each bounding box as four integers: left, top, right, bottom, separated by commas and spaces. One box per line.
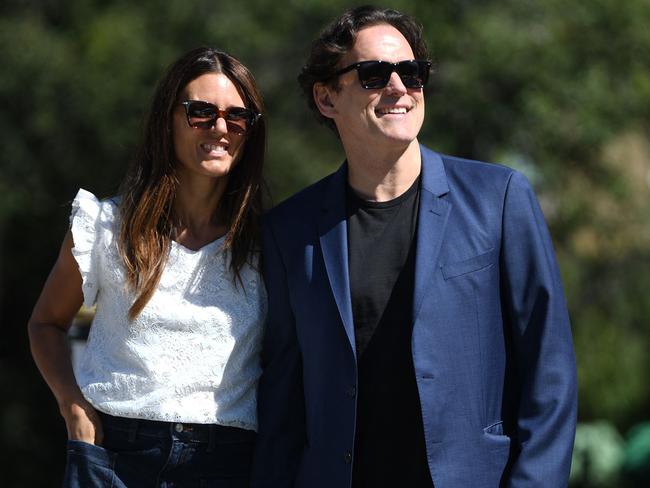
376, 131, 420, 148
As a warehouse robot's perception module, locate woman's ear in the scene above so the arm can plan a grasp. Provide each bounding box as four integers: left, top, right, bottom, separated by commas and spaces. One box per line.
313, 82, 338, 119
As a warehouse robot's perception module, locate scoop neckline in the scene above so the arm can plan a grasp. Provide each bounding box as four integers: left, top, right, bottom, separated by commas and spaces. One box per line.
171, 235, 226, 254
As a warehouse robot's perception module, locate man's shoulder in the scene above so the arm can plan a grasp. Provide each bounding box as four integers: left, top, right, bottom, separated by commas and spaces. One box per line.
422, 150, 541, 216
423, 147, 525, 195
264, 169, 339, 224
436, 151, 515, 181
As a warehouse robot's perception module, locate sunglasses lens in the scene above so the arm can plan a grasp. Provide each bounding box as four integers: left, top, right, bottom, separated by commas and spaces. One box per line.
186, 102, 216, 129
225, 108, 252, 134
396, 61, 426, 88
226, 107, 252, 121
356, 61, 430, 89
358, 62, 392, 89
184, 102, 256, 134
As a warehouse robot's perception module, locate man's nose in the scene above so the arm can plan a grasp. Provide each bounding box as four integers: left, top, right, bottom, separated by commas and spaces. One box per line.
383, 71, 408, 95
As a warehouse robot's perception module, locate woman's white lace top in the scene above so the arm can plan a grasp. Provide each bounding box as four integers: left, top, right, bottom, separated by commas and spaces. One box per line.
69, 189, 266, 430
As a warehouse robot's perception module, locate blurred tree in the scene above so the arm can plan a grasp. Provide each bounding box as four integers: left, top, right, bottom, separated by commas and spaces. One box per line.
622, 422, 650, 484
570, 421, 625, 487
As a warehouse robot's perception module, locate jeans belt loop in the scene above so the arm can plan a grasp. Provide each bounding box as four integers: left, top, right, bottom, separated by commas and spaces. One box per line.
207, 424, 216, 453
127, 417, 138, 442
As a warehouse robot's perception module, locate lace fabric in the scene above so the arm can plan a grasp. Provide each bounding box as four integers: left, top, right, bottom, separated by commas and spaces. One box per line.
69, 189, 266, 429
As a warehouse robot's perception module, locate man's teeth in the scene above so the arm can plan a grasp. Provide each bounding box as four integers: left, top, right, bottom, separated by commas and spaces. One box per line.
376, 107, 408, 114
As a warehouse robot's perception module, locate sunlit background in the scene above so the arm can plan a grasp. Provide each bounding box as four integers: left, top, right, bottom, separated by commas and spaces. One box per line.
1, 0, 649, 486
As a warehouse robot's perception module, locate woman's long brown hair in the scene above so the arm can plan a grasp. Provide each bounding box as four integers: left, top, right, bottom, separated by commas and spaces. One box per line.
118, 47, 266, 320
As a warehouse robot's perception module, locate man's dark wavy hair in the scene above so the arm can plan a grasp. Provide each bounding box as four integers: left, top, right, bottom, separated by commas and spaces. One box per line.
298, 5, 430, 133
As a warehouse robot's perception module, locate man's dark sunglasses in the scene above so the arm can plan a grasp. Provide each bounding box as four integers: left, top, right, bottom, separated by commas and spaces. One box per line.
334, 59, 432, 90
180, 100, 261, 135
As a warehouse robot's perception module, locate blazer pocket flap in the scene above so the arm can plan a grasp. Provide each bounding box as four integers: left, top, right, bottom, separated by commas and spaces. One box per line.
442, 248, 496, 280
483, 420, 504, 436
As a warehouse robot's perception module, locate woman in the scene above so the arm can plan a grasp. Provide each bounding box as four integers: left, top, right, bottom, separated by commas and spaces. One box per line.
28, 47, 267, 487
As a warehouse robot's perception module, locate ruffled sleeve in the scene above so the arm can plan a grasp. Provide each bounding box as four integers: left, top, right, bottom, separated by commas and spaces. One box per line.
69, 188, 104, 307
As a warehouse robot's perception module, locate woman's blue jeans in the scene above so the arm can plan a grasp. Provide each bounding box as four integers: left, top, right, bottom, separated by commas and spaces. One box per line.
63, 411, 255, 487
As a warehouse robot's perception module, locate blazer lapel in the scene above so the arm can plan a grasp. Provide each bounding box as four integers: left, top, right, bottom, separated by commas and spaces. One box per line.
318, 163, 357, 356
413, 146, 451, 321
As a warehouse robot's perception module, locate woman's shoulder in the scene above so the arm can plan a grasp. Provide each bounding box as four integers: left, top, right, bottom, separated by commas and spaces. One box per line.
69, 188, 122, 248
69, 189, 122, 307
71, 188, 120, 226
73, 188, 119, 211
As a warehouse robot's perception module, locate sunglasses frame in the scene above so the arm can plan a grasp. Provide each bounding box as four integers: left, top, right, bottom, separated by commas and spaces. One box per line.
179, 100, 261, 135
333, 59, 432, 90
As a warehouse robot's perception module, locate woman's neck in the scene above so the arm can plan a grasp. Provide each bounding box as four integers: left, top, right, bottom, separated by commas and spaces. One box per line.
172, 173, 229, 250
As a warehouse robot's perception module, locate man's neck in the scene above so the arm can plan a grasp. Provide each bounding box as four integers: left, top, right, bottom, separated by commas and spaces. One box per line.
345, 139, 421, 202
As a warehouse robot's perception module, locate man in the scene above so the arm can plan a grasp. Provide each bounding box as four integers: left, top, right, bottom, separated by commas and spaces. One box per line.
252, 5, 577, 488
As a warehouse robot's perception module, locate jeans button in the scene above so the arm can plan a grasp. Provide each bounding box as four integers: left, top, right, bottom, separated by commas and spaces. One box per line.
346, 385, 356, 398
174, 423, 183, 433
344, 451, 352, 464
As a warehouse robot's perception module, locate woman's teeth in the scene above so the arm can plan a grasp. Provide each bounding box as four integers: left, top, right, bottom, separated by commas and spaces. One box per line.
201, 143, 228, 153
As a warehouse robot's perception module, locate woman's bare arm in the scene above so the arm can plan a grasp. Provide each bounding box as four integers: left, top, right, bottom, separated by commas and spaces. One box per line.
28, 231, 103, 444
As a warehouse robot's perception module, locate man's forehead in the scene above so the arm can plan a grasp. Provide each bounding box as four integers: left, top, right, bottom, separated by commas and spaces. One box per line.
347, 24, 414, 63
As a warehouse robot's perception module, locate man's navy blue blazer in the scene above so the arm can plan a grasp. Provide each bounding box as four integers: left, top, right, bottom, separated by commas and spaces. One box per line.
252, 145, 577, 488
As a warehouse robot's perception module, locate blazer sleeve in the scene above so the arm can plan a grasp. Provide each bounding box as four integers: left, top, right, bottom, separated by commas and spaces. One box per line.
500, 171, 577, 487
251, 218, 306, 488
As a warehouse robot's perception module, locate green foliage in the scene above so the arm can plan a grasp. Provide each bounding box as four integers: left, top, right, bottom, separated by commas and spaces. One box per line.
623, 422, 650, 482
1, 1, 649, 486
570, 421, 625, 487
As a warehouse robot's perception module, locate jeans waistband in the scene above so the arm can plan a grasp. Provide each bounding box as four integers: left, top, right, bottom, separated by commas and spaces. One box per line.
97, 411, 256, 445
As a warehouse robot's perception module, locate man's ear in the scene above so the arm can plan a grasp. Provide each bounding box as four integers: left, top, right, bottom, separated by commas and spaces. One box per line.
313, 82, 338, 119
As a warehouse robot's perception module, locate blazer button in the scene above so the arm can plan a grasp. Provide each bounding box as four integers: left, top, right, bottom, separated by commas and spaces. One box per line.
346, 386, 356, 398
344, 451, 352, 464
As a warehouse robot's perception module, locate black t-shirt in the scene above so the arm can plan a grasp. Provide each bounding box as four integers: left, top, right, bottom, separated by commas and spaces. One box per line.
347, 177, 433, 487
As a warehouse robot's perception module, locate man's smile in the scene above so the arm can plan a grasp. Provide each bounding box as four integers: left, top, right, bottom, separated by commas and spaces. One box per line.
374, 104, 413, 116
